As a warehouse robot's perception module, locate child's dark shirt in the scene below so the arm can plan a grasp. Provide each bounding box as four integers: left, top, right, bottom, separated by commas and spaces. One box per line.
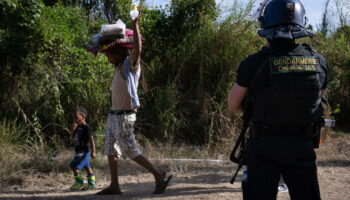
73, 123, 93, 153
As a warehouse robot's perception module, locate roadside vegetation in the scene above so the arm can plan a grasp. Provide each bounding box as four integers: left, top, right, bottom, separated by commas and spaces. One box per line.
0, 0, 349, 186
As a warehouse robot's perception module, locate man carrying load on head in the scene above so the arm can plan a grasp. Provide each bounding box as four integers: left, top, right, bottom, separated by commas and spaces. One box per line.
88, 6, 172, 195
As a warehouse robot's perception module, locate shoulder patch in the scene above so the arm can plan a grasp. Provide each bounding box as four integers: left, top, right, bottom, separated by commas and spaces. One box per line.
270, 56, 321, 74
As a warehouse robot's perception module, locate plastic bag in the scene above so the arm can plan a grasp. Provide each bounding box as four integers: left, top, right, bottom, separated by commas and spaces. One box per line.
100, 19, 126, 37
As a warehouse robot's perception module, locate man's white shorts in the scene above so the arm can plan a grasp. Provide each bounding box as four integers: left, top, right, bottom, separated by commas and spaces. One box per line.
102, 113, 141, 158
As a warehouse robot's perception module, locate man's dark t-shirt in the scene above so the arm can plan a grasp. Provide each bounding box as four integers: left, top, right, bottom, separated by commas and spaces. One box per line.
73, 123, 93, 153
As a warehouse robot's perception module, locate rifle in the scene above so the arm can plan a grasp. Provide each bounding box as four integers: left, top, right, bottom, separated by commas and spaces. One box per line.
229, 119, 248, 184
229, 49, 271, 184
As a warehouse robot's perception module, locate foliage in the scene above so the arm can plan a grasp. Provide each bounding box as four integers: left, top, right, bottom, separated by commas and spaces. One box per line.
311, 25, 350, 126
0, 0, 44, 114
34, 5, 113, 144
0, 0, 350, 157
142, 0, 217, 63
0, 2, 113, 149
0, 118, 32, 148
137, 0, 263, 144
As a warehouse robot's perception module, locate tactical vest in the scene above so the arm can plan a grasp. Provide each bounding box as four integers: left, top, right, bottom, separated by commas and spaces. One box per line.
251, 45, 325, 125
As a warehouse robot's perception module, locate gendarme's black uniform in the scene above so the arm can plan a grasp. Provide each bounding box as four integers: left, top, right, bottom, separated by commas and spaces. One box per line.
236, 41, 328, 200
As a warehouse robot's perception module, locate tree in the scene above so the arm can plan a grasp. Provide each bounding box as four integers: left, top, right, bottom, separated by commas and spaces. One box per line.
319, 0, 331, 36
334, 0, 349, 27
0, 0, 44, 115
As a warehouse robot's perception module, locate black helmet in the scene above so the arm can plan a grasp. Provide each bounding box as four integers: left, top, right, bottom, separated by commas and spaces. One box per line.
258, 0, 314, 39
261, 0, 306, 28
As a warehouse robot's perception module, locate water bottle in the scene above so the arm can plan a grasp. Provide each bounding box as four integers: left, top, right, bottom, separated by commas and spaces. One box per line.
241, 170, 248, 200
130, 0, 139, 21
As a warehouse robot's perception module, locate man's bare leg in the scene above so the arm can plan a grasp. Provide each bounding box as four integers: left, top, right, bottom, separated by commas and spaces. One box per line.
132, 154, 172, 193
132, 154, 165, 181
95, 155, 122, 195
108, 155, 122, 192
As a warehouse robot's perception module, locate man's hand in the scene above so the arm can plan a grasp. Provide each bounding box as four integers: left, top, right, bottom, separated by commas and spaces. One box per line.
91, 151, 96, 159
131, 5, 142, 24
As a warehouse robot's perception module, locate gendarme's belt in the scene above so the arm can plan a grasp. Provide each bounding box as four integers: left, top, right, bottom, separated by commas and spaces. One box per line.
109, 110, 134, 115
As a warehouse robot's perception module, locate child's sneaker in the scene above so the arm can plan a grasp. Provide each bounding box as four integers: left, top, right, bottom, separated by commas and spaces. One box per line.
70, 173, 84, 190
83, 175, 96, 190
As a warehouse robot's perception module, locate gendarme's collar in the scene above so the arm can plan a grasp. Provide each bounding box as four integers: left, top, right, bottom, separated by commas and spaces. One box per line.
258, 25, 315, 40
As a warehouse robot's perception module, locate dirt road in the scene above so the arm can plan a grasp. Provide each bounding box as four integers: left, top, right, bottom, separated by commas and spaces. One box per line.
0, 135, 350, 200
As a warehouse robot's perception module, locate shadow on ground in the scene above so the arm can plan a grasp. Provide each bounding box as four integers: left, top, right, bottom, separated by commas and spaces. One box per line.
0, 170, 240, 200
317, 159, 350, 167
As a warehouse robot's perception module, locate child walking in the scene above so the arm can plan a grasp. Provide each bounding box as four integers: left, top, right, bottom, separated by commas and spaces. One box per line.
70, 106, 96, 190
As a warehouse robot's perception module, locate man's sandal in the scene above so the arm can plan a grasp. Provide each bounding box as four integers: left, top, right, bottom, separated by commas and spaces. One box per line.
153, 175, 173, 194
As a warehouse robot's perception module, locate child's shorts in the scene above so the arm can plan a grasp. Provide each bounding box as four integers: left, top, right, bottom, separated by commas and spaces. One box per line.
70, 152, 90, 170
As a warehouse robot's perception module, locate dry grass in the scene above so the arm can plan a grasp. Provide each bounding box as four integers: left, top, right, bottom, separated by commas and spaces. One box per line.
0, 139, 229, 188
316, 131, 350, 166
0, 146, 27, 186
1, 132, 349, 189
